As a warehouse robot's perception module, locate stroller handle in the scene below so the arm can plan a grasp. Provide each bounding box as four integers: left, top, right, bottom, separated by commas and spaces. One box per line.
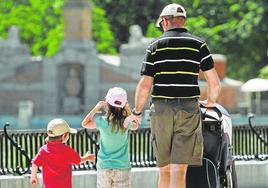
200, 103, 223, 121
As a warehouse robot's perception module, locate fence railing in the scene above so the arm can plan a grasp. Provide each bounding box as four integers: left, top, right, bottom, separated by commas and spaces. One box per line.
232, 125, 268, 160
1, 123, 268, 175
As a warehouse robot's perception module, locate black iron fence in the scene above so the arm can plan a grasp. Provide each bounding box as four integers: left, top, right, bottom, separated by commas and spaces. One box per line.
233, 125, 268, 160
1, 123, 268, 175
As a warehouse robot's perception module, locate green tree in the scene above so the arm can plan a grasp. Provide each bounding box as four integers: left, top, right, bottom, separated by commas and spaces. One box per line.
0, 0, 64, 56
140, 0, 267, 81
92, 0, 169, 48
145, 23, 162, 38
0, 0, 116, 56
1, 0, 267, 81
92, 6, 116, 54
259, 66, 268, 79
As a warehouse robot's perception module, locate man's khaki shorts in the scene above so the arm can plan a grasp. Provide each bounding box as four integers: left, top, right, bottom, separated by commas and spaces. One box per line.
150, 98, 203, 167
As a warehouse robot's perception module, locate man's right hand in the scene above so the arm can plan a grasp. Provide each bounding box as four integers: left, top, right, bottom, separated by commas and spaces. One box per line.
132, 114, 142, 126
123, 115, 141, 130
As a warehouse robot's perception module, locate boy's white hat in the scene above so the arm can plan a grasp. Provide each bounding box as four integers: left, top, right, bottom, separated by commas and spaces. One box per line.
46, 118, 77, 137
105, 87, 127, 108
156, 3, 187, 27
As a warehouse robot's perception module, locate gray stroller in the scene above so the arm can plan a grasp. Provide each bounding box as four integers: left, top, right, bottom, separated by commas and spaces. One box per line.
186, 104, 237, 188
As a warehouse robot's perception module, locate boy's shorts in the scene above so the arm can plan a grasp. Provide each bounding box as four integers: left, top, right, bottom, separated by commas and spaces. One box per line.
150, 98, 203, 167
97, 169, 131, 188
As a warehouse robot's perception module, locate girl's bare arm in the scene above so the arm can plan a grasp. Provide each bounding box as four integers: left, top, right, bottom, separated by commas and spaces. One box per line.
82, 101, 106, 129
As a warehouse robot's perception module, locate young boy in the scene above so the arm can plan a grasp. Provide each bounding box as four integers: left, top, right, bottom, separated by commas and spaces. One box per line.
30, 118, 95, 188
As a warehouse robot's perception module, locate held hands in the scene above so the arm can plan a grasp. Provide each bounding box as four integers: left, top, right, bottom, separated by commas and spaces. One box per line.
123, 114, 142, 130
131, 108, 142, 125
84, 152, 96, 161
80, 152, 96, 164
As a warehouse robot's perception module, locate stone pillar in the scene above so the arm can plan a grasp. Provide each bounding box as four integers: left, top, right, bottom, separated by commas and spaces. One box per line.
17, 100, 34, 128
0, 26, 30, 80
42, 0, 100, 115
119, 25, 153, 73
64, 0, 92, 41
42, 61, 59, 114
84, 56, 100, 110
62, 65, 84, 114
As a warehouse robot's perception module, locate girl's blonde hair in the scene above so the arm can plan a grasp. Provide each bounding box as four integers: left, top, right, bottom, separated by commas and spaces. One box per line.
107, 102, 131, 133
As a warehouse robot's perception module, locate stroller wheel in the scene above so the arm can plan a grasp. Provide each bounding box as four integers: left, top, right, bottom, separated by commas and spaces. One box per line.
225, 168, 233, 188
223, 161, 238, 188
231, 160, 238, 188
220, 166, 234, 188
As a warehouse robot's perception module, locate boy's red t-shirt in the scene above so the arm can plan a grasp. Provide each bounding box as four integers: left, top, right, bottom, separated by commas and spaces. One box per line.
32, 141, 81, 188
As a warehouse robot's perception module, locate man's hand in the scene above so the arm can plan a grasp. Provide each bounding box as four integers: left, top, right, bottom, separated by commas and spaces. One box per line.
133, 114, 142, 125
199, 99, 216, 107
123, 115, 141, 130
202, 68, 221, 106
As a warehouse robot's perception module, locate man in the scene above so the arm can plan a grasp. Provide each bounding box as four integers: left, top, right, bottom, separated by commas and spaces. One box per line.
132, 3, 221, 188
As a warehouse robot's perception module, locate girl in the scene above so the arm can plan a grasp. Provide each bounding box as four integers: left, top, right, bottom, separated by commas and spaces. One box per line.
82, 87, 138, 188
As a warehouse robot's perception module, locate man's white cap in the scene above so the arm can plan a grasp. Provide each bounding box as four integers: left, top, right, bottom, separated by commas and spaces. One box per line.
46, 118, 77, 137
156, 3, 187, 27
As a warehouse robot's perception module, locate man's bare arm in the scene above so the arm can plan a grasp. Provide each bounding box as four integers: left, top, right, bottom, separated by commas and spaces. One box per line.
134, 75, 154, 113
202, 68, 221, 106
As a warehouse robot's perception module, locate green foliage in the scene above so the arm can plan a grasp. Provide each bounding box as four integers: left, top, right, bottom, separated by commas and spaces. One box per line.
259, 66, 268, 79
92, 0, 169, 47
145, 23, 162, 38
179, 0, 267, 81
0, 0, 64, 56
44, 24, 64, 57
0, 0, 267, 81
93, 0, 267, 81
92, 6, 117, 54
0, 0, 116, 56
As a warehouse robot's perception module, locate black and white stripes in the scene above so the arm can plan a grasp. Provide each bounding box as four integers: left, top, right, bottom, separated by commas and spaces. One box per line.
141, 28, 214, 99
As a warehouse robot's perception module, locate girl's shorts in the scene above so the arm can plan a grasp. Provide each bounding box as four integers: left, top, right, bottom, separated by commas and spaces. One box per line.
97, 169, 131, 188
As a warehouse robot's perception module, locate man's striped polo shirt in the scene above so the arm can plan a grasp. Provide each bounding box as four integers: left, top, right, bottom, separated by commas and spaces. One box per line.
141, 28, 214, 99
